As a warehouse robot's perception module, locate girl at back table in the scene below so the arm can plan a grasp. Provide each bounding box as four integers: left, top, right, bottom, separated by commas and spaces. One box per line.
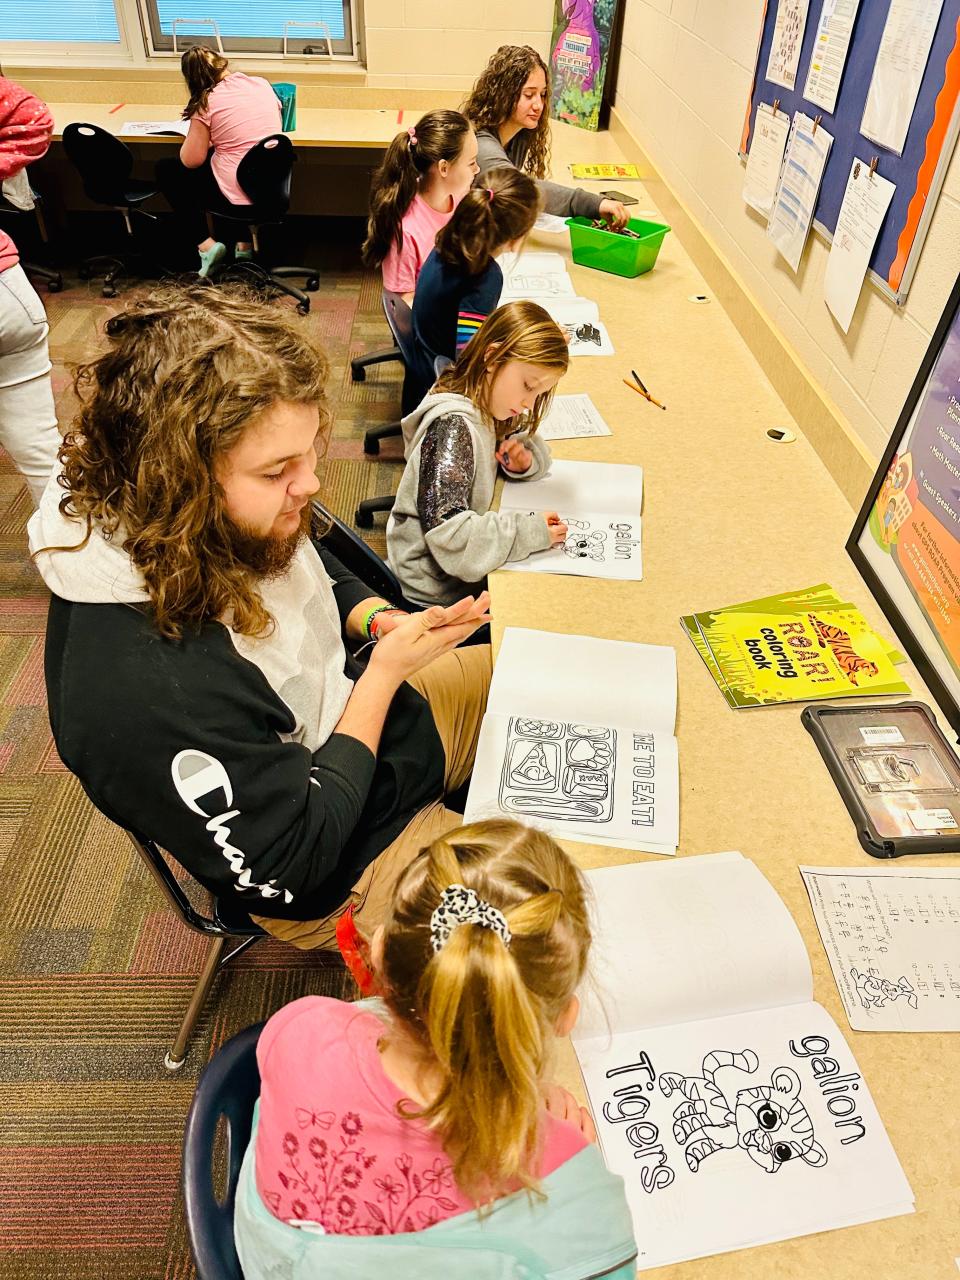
361, 110, 479, 305
408, 165, 539, 406
388, 301, 569, 609
234, 819, 637, 1279
463, 44, 628, 227
155, 46, 281, 276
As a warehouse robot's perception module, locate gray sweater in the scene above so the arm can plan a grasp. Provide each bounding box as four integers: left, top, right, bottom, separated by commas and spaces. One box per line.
475, 126, 602, 219
387, 391, 554, 606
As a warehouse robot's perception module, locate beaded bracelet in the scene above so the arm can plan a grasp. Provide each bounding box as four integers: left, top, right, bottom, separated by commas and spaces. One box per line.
362, 604, 406, 641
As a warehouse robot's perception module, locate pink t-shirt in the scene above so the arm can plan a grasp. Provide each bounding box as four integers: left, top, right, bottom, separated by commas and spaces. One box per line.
196, 72, 282, 206
254, 996, 586, 1235
381, 195, 453, 295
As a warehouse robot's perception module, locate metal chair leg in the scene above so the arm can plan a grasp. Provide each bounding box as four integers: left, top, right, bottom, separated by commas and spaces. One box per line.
165, 936, 227, 1072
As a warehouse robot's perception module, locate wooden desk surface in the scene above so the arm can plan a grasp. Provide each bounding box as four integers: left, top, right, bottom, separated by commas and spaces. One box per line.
497, 125, 959, 1278
48, 101, 398, 149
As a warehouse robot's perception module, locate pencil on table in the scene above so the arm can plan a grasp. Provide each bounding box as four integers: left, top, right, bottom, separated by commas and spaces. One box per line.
622, 378, 667, 411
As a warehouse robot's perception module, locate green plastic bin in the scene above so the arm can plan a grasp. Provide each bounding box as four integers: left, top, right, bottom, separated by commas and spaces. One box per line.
566, 215, 671, 278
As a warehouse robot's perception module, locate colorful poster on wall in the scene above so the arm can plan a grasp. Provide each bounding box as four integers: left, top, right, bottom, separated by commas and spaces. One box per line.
549, 0, 622, 132
863, 304, 960, 683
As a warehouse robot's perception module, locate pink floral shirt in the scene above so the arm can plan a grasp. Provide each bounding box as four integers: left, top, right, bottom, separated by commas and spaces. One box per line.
254, 996, 586, 1235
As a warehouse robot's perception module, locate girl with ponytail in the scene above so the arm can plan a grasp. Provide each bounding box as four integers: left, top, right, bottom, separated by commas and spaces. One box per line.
155, 46, 282, 276
362, 110, 478, 303
237, 820, 637, 1278
408, 164, 540, 405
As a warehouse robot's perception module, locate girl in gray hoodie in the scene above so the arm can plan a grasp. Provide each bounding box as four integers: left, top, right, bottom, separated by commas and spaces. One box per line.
387, 301, 570, 607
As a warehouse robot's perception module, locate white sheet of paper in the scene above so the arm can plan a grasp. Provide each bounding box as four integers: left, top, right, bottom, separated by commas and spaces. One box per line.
801, 865, 960, 1031
824, 159, 896, 331
533, 212, 570, 234
118, 121, 190, 136
743, 103, 791, 217
465, 713, 678, 854
803, 0, 862, 113
768, 113, 834, 271
575, 1001, 913, 1272
498, 459, 643, 581
499, 271, 576, 300
861, 0, 945, 155
541, 297, 615, 355
488, 627, 677, 731
765, 0, 811, 90
538, 393, 612, 440
576, 855, 813, 1039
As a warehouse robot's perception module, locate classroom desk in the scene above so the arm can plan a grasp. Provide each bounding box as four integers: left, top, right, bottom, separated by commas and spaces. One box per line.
48, 101, 399, 149
495, 126, 959, 1279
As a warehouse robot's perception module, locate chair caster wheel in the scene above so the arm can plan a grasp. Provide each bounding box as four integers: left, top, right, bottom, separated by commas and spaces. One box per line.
351, 361, 367, 383
47, 277, 64, 293
355, 508, 374, 529
305, 276, 319, 292
297, 300, 310, 315
102, 285, 118, 298
363, 435, 381, 456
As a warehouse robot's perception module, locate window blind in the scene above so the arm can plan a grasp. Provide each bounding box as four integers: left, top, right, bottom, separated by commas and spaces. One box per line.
0, 0, 120, 42
154, 0, 346, 42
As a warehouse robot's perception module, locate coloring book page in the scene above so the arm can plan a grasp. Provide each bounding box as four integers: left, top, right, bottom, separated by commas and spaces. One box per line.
488, 628, 677, 732
540, 296, 616, 355
575, 1002, 913, 1270
465, 713, 678, 854
498, 459, 643, 580
464, 628, 680, 854
497, 250, 576, 300
572, 856, 913, 1269
801, 865, 960, 1031
539, 393, 612, 440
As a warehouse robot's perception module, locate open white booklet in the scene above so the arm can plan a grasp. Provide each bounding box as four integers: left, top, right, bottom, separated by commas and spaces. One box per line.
574, 853, 914, 1272
497, 459, 642, 580
541, 296, 615, 356
119, 120, 190, 137
497, 250, 576, 300
464, 628, 679, 854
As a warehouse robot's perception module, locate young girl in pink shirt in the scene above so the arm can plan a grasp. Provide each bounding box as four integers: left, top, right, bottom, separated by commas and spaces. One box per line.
362, 110, 479, 304
156, 46, 281, 276
236, 819, 636, 1277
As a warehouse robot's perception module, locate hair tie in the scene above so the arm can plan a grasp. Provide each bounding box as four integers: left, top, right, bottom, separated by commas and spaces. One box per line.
407, 125, 418, 146
430, 884, 511, 953
487, 187, 494, 202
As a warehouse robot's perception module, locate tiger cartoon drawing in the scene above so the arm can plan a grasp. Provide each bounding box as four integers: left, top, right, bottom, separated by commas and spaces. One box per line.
807, 615, 880, 686
658, 1049, 828, 1175
564, 527, 607, 561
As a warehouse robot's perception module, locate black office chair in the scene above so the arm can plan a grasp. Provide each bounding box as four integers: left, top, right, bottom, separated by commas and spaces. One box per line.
311, 499, 416, 612
125, 829, 267, 1072
182, 1020, 263, 1280
362, 290, 416, 456
0, 181, 63, 291
212, 135, 318, 315
61, 123, 160, 297
350, 286, 403, 384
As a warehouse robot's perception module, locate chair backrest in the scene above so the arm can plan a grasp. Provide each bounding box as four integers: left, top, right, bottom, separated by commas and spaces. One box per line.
382, 289, 417, 369
182, 1021, 264, 1280
311, 500, 414, 610
124, 829, 262, 938
62, 123, 135, 206
235, 134, 294, 214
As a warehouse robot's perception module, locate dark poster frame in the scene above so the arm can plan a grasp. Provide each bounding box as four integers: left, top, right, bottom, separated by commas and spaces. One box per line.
847, 270, 960, 738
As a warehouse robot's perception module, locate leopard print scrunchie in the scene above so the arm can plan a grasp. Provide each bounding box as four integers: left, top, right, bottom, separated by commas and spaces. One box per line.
429, 883, 512, 954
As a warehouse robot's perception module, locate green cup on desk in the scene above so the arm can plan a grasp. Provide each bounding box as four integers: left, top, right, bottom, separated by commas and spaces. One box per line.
272, 82, 297, 132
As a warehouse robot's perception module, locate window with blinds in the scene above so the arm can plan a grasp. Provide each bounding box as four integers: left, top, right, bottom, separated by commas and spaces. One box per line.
0, 0, 121, 43
145, 0, 356, 56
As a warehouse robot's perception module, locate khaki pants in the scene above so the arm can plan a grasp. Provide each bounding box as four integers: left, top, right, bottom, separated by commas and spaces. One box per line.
254, 643, 491, 950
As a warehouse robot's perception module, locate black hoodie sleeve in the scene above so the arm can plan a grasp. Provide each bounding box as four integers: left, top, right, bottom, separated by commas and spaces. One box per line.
44, 596, 442, 921
315, 545, 379, 622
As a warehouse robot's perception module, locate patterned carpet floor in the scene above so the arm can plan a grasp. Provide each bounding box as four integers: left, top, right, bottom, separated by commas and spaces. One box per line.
1, 228, 405, 1277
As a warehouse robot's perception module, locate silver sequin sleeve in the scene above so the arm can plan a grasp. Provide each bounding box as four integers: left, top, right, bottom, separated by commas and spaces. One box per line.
417, 414, 475, 533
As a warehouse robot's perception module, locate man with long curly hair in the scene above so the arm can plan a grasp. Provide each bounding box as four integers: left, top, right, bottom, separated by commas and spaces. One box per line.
462, 44, 627, 227
29, 285, 490, 949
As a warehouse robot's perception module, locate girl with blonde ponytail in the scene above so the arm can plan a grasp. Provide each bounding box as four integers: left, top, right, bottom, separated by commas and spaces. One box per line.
362, 110, 478, 303
237, 819, 637, 1279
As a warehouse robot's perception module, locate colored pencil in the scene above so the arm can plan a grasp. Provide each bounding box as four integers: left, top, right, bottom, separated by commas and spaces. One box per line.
622, 378, 667, 410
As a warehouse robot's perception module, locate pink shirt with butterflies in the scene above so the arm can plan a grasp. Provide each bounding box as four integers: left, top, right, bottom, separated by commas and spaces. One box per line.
254, 995, 586, 1234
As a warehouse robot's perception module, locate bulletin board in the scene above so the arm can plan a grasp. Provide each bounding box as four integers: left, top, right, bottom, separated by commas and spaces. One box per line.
740, 1, 960, 305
